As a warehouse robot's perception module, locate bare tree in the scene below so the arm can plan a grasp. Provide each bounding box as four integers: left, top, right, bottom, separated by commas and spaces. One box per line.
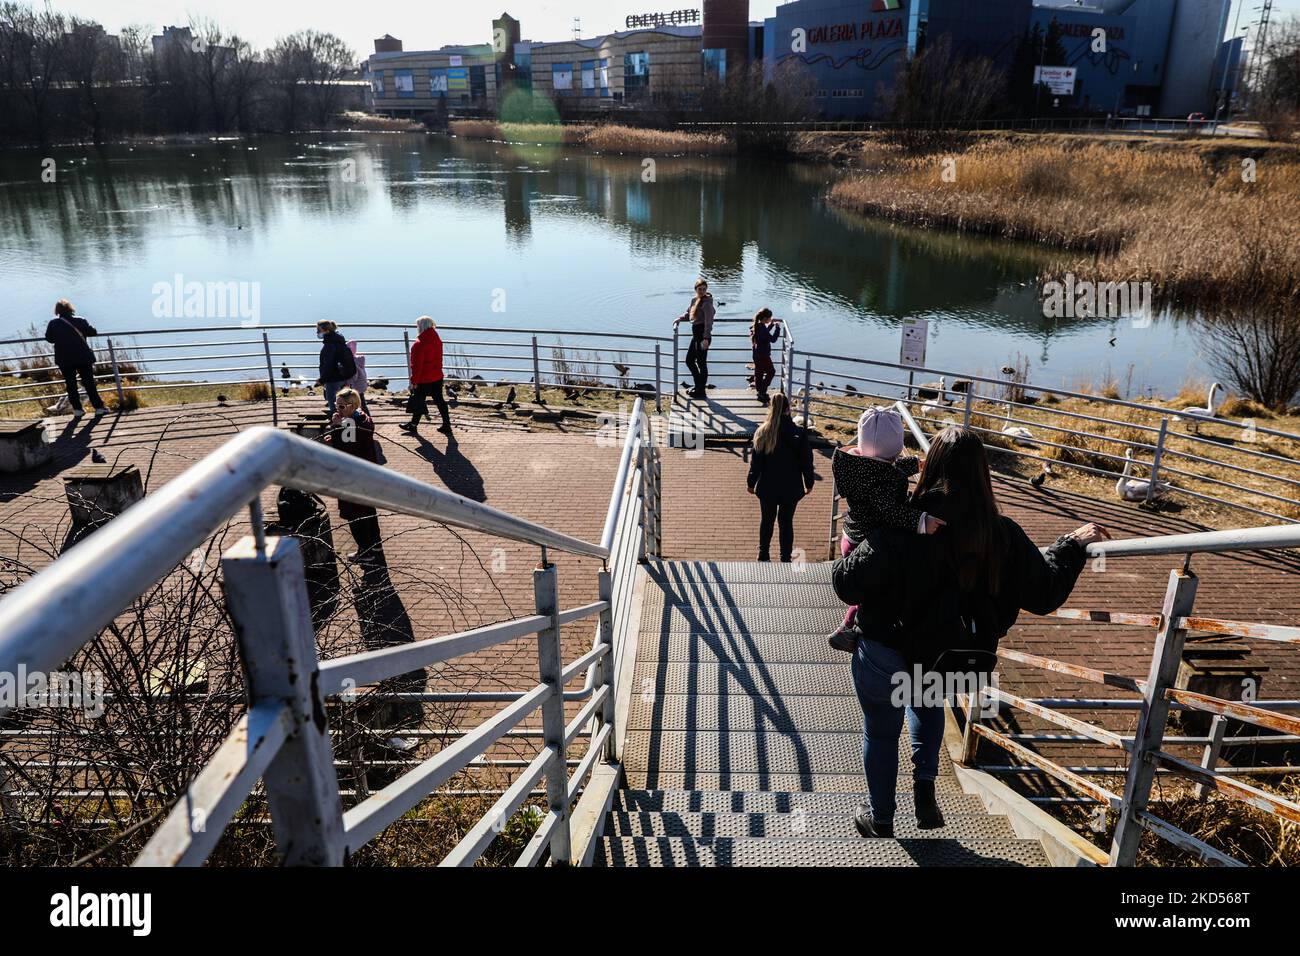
1202, 309, 1300, 411
883, 34, 1006, 151
1253, 16, 1300, 141
61, 18, 122, 144
0, 2, 66, 144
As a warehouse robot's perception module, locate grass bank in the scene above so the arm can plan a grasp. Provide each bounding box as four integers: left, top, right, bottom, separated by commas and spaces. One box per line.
450, 120, 734, 156
825, 134, 1300, 312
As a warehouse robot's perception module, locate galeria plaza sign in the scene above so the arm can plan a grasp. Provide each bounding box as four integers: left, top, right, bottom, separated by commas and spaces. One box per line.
626, 9, 700, 29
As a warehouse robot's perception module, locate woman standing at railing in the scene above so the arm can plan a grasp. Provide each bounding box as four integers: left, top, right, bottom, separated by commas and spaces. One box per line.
747, 392, 815, 562
676, 278, 715, 399
402, 316, 453, 437
44, 299, 106, 418
750, 308, 781, 406
832, 426, 1109, 840
316, 320, 356, 414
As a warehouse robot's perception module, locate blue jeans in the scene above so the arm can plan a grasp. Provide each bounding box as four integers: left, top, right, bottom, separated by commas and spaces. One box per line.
850, 637, 945, 825
323, 380, 343, 412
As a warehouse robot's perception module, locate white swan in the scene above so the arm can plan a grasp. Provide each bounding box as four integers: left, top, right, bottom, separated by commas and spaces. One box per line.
1116, 448, 1172, 501
1000, 402, 1035, 446
919, 377, 952, 419
1175, 382, 1222, 434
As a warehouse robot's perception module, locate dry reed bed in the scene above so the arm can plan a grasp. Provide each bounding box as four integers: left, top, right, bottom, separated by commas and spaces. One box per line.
828, 139, 1300, 311
450, 120, 734, 156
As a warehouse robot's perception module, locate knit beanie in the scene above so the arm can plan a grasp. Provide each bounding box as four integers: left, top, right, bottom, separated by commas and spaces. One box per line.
857, 406, 904, 460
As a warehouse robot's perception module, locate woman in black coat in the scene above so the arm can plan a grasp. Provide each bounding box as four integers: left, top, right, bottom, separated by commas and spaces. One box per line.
746, 392, 815, 562
832, 426, 1110, 840
44, 299, 105, 416
315, 320, 355, 414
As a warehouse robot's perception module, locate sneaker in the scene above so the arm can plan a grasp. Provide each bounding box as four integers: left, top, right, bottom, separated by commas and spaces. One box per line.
92, 407, 107, 417
828, 625, 860, 653
398, 422, 418, 434
853, 804, 894, 839
914, 780, 945, 830
69, 408, 85, 418
436, 423, 453, 435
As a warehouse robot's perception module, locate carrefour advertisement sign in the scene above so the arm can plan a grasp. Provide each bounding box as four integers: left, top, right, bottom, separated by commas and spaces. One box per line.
1034, 66, 1077, 95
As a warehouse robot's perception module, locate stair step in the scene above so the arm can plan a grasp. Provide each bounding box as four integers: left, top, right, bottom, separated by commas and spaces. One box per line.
651, 582, 839, 609
634, 632, 850, 665
625, 729, 874, 775
649, 606, 845, 634
608, 810, 1018, 841
594, 836, 1047, 868
633, 661, 854, 696
648, 561, 832, 585
622, 771, 970, 792
629, 692, 861, 731
615, 788, 987, 815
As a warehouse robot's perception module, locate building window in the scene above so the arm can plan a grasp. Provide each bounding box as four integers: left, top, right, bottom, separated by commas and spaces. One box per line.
430, 69, 448, 96
395, 69, 414, 98
470, 64, 486, 99
371, 72, 384, 96
581, 59, 597, 96
703, 48, 726, 82
624, 52, 649, 99
600, 58, 611, 97
553, 62, 573, 91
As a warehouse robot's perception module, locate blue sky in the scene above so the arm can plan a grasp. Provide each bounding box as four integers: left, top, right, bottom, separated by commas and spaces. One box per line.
51, 0, 1298, 61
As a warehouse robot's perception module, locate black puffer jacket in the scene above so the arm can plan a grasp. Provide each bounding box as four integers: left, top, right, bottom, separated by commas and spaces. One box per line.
318, 331, 354, 384
44, 315, 97, 369
832, 515, 1086, 667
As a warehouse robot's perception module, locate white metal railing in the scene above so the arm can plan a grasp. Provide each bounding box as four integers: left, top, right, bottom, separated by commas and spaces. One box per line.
808, 352, 1300, 530
876, 400, 1300, 866
0, 398, 660, 867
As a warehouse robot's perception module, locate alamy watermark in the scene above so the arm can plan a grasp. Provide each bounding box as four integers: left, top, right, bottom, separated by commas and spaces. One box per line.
0, 665, 105, 718
1042, 273, 1153, 328
891, 664, 999, 719
151, 272, 262, 327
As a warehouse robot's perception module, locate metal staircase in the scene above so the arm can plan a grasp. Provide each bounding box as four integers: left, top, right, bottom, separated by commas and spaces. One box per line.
594, 560, 1049, 867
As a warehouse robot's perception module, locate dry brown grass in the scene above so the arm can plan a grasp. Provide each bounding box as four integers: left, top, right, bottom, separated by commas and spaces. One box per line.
339, 111, 424, 133
449, 120, 734, 156
827, 137, 1300, 311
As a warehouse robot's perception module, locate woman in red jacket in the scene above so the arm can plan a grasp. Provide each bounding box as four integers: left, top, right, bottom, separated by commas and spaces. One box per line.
402, 315, 452, 436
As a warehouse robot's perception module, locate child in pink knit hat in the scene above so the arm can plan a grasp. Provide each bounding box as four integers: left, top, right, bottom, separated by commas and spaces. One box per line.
829, 406, 945, 651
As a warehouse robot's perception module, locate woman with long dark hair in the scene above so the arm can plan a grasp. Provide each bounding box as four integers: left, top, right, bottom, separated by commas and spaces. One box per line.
749, 307, 780, 405
833, 426, 1109, 838
747, 392, 815, 562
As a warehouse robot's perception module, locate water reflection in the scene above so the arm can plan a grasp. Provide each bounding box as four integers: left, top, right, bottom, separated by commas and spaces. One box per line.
0, 133, 1205, 394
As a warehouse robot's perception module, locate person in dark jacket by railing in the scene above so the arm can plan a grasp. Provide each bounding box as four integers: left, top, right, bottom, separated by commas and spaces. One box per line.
747, 392, 815, 562
44, 299, 105, 417
316, 320, 356, 414
322, 387, 383, 564
750, 307, 781, 405
832, 425, 1109, 840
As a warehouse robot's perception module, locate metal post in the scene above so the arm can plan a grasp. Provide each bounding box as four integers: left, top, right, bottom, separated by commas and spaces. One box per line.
403, 330, 412, 381
262, 330, 278, 426
672, 323, 680, 397
828, 482, 840, 561
1109, 568, 1198, 866
1146, 418, 1169, 504
533, 562, 571, 864
654, 343, 662, 414
597, 568, 617, 760
652, 445, 663, 557
963, 387, 974, 428
220, 535, 345, 865
107, 338, 125, 406
1195, 715, 1228, 800
531, 334, 542, 403
802, 356, 812, 427
907, 369, 915, 403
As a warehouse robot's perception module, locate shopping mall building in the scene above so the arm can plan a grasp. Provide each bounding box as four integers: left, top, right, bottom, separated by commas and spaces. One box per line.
364, 1, 1238, 120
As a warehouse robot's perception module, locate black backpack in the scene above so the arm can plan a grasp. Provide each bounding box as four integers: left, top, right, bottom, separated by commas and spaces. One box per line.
333, 343, 357, 381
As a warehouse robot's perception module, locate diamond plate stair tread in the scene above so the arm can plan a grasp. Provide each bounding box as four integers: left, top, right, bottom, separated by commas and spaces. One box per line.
648, 605, 844, 634
624, 729, 958, 775
649, 582, 840, 609
646, 561, 833, 585
608, 810, 1018, 841
629, 693, 860, 731
636, 632, 849, 665
633, 660, 854, 696
623, 771, 970, 793
615, 788, 988, 815
594, 837, 1047, 867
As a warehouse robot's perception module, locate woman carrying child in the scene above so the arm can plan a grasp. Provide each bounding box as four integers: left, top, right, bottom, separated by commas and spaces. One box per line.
828, 406, 945, 651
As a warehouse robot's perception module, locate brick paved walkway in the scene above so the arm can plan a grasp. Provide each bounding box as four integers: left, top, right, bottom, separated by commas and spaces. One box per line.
3, 397, 1298, 798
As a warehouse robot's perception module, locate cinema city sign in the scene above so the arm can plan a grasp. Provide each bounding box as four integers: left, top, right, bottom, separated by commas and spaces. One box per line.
626, 9, 700, 29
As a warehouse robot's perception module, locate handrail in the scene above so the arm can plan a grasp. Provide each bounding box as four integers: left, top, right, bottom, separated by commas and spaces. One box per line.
0, 425, 606, 699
